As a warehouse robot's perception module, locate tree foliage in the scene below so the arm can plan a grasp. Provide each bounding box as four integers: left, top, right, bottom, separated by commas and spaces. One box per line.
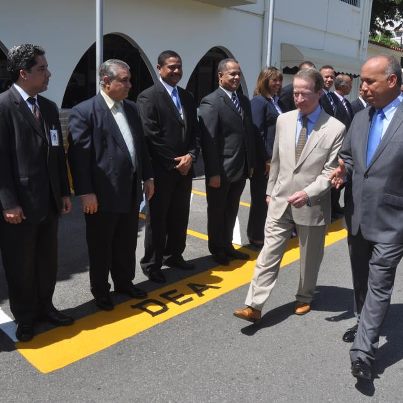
371, 0, 403, 35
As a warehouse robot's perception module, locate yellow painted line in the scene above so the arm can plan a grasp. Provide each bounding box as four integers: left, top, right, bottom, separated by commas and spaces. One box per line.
186, 228, 209, 241
138, 212, 208, 241
17, 220, 347, 373
191, 189, 251, 208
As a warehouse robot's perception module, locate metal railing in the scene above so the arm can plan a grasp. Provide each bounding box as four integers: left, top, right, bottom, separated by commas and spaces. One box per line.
340, 0, 360, 7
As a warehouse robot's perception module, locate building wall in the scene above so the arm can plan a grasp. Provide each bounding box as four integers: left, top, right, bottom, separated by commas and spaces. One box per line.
0, 0, 372, 105
0, 0, 265, 106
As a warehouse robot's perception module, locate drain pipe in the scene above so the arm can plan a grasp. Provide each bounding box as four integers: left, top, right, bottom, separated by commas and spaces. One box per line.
262, 0, 275, 68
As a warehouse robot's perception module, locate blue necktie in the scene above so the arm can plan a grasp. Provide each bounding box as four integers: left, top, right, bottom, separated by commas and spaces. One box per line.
366, 109, 385, 166
232, 92, 242, 115
171, 87, 182, 113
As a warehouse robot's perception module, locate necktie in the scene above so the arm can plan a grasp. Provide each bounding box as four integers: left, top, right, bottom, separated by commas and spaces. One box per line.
366, 109, 385, 166
341, 98, 351, 118
231, 92, 242, 115
27, 96, 44, 127
326, 92, 336, 114
113, 102, 137, 170
171, 87, 182, 113
296, 116, 308, 162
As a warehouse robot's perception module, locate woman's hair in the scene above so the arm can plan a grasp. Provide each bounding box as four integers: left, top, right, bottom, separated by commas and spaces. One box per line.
254, 67, 283, 96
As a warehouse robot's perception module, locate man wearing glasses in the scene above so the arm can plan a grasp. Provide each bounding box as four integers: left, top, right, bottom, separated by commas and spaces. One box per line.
234, 68, 345, 323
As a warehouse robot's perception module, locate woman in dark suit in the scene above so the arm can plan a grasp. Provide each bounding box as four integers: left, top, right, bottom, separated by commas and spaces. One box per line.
247, 67, 283, 247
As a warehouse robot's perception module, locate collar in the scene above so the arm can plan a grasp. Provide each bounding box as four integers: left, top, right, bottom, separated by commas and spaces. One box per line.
379, 95, 401, 122
13, 83, 36, 103
159, 77, 177, 96
298, 104, 321, 124
359, 96, 367, 107
219, 86, 235, 100
333, 91, 344, 102
100, 90, 121, 110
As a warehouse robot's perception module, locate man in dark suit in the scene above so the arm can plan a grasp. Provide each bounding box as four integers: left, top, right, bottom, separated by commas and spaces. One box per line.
333, 74, 354, 131
319, 65, 347, 218
279, 61, 316, 112
68, 59, 154, 311
351, 83, 368, 114
0, 44, 74, 342
137, 50, 200, 284
199, 58, 255, 265
331, 55, 403, 380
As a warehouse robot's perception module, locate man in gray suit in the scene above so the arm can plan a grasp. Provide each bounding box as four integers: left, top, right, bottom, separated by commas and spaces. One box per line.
331, 55, 403, 380
234, 68, 345, 322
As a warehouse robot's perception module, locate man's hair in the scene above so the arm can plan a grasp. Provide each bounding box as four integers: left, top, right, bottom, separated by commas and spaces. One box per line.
320, 65, 335, 72
334, 74, 352, 91
298, 60, 316, 70
218, 58, 239, 74
7, 44, 45, 83
383, 55, 403, 87
254, 66, 283, 96
294, 68, 324, 92
157, 50, 181, 66
99, 59, 130, 87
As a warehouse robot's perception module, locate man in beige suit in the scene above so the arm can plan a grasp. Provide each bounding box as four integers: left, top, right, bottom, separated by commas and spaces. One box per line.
234, 68, 345, 322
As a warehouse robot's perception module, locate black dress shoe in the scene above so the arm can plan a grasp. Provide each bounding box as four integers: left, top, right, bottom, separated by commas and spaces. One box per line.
226, 249, 250, 260
115, 285, 148, 299
148, 270, 166, 284
41, 308, 74, 326
212, 253, 230, 266
95, 296, 114, 311
343, 324, 358, 343
16, 323, 34, 342
164, 256, 195, 270
351, 358, 372, 380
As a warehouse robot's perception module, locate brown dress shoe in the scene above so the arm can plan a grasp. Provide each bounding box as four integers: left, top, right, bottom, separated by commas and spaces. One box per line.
294, 302, 311, 315
233, 306, 261, 323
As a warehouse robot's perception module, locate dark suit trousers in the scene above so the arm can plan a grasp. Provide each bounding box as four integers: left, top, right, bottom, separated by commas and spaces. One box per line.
206, 177, 246, 254
0, 211, 58, 323
85, 203, 139, 299
247, 161, 268, 243
141, 168, 192, 274
349, 230, 403, 365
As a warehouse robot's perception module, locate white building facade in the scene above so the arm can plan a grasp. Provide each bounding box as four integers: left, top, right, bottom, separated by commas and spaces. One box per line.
0, 0, 373, 106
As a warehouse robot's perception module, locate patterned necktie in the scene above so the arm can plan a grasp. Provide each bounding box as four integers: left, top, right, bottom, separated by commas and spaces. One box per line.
171, 87, 182, 113
231, 92, 242, 115
27, 96, 43, 127
296, 115, 308, 162
326, 92, 336, 114
366, 108, 385, 167
341, 98, 351, 118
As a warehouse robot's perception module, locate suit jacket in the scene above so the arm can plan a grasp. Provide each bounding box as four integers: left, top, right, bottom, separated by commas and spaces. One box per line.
250, 95, 282, 162
68, 93, 153, 213
340, 100, 403, 243
351, 98, 367, 115
198, 87, 256, 183
320, 91, 351, 126
0, 86, 70, 223
267, 109, 345, 225
278, 83, 296, 112
136, 81, 200, 173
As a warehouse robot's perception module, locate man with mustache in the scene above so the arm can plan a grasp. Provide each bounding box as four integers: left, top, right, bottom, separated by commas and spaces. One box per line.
137, 50, 200, 283
0, 44, 74, 341
68, 59, 154, 311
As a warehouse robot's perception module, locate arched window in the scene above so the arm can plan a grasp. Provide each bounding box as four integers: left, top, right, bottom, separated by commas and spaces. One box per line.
62, 34, 154, 108
187, 47, 246, 104
0, 43, 11, 94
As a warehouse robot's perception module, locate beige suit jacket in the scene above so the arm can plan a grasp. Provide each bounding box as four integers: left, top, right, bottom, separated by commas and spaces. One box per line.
267, 109, 345, 226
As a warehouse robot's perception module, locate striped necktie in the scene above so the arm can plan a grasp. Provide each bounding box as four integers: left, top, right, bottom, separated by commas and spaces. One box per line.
231, 92, 242, 115
296, 116, 308, 162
